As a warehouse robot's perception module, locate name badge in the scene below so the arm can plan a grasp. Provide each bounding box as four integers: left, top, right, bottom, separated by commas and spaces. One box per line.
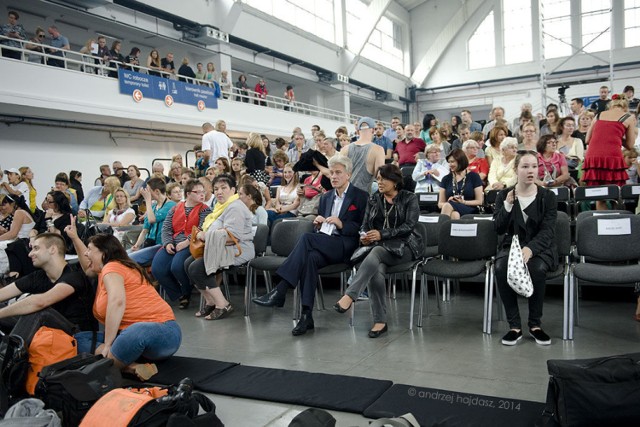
450, 223, 478, 237
585, 187, 608, 197
597, 218, 631, 235
419, 215, 439, 223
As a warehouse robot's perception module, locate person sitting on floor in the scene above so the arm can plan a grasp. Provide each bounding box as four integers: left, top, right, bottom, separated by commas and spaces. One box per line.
67, 227, 181, 380
252, 155, 368, 336
0, 233, 98, 351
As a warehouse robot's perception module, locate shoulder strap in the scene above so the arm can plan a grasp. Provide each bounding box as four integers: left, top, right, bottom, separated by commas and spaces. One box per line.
618, 113, 632, 122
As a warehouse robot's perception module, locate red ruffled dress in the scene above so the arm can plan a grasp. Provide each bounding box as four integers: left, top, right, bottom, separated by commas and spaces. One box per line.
582, 118, 629, 186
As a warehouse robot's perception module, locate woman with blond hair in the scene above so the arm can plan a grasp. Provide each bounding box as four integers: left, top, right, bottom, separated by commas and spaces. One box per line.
244, 132, 269, 183
266, 163, 299, 224
103, 188, 135, 226
19, 167, 36, 214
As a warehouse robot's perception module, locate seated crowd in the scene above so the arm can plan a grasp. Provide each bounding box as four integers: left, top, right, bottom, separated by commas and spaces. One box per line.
0, 94, 639, 385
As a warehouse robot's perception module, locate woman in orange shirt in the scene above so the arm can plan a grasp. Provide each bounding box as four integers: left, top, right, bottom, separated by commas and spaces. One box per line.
67, 225, 181, 380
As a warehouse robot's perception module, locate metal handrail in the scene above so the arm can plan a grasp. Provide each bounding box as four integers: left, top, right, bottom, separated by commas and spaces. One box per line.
0, 34, 369, 125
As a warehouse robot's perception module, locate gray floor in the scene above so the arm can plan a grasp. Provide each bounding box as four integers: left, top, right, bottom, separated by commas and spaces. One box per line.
172, 278, 640, 427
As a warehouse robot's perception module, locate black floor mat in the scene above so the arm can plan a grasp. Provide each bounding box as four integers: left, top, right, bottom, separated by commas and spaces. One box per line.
197, 364, 393, 413
363, 384, 545, 427
149, 356, 238, 388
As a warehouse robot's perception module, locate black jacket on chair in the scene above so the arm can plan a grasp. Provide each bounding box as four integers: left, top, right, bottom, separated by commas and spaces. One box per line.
494, 186, 558, 270
361, 190, 422, 259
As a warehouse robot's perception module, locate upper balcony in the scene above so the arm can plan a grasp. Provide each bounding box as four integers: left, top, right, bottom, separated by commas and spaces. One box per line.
0, 37, 366, 139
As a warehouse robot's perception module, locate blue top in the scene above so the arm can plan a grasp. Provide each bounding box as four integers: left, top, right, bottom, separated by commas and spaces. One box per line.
440, 171, 483, 200
144, 199, 177, 244
373, 135, 393, 152
50, 35, 69, 56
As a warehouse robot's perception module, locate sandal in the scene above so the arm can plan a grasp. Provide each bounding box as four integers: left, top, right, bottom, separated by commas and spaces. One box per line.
195, 305, 215, 318
133, 363, 158, 381
205, 304, 234, 320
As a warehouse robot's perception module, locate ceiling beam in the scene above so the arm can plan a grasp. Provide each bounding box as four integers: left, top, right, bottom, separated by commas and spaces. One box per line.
343, 0, 392, 76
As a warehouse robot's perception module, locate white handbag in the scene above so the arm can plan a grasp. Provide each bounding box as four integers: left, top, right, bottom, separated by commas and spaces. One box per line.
507, 234, 533, 297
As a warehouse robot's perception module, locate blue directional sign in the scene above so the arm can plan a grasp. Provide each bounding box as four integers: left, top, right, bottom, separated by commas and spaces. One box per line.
118, 69, 219, 109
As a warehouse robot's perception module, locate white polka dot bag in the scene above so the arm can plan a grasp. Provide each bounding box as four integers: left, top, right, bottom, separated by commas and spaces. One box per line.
507, 234, 533, 297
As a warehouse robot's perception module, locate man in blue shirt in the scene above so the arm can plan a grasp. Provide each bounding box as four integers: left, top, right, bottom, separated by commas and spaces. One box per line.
373, 122, 393, 160
383, 116, 400, 142
46, 26, 69, 68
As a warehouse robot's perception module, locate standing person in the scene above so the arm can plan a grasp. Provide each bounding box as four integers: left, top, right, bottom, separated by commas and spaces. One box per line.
493, 151, 557, 346
1, 11, 26, 60
253, 156, 368, 336
438, 149, 484, 219
284, 85, 295, 111
160, 52, 175, 78
178, 57, 196, 83
555, 117, 584, 170
66, 229, 181, 380
583, 95, 637, 210
69, 170, 84, 204
107, 40, 125, 78
393, 124, 426, 167
94, 165, 111, 186
341, 117, 386, 193
147, 49, 162, 76
125, 47, 140, 71
254, 78, 268, 106
244, 133, 267, 181
589, 86, 611, 114
46, 26, 69, 68
151, 180, 211, 309
219, 70, 231, 98
334, 164, 421, 338
78, 176, 119, 220
201, 121, 234, 167
25, 27, 46, 64
623, 85, 640, 112
235, 74, 249, 102
194, 62, 205, 81
569, 98, 585, 122
205, 62, 217, 85
19, 167, 36, 214
573, 111, 595, 145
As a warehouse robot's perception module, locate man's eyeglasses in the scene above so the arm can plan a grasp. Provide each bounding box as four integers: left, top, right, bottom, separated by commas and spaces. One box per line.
38, 34, 45, 38
190, 190, 204, 195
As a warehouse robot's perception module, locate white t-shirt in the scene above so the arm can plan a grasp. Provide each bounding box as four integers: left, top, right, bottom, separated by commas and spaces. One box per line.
202, 130, 233, 166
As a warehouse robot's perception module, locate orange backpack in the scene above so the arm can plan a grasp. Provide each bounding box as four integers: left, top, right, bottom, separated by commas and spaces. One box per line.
25, 326, 77, 395
80, 386, 168, 427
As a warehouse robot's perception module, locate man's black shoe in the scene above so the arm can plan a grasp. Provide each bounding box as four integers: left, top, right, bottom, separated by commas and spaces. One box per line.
292, 312, 314, 336
252, 289, 285, 307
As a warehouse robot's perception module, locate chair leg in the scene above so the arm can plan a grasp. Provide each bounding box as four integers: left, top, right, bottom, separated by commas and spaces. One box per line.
483, 262, 494, 335
417, 273, 426, 328
244, 266, 253, 317
264, 272, 272, 293
316, 276, 326, 310
433, 277, 441, 311
222, 271, 231, 301
563, 269, 572, 340
292, 287, 300, 320
409, 270, 418, 330
574, 279, 580, 326
495, 280, 504, 321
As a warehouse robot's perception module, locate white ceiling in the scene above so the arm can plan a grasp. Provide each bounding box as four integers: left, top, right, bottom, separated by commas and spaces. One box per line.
394, 0, 430, 11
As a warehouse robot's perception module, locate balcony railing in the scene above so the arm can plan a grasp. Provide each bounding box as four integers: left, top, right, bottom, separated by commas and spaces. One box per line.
0, 35, 366, 124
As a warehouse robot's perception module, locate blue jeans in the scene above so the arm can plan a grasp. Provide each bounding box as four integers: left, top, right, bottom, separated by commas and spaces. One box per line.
128, 245, 161, 267
74, 331, 105, 354
106, 320, 182, 366
151, 246, 192, 301
267, 210, 295, 225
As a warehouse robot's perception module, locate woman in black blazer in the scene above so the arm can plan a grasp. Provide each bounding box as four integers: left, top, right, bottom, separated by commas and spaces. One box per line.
493, 150, 557, 346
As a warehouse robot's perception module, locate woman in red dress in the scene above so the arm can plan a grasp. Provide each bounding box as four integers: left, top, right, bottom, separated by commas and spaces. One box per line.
583, 95, 637, 210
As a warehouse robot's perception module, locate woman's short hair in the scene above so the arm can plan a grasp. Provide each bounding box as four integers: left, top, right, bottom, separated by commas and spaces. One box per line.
428, 126, 445, 139
183, 179, 202, 196
212, 174, 236, 190
462, 140, 479, 151
247, 132, 264, 152
578, 110, 595, 122
272, 150, 289, 164
103, 176, 121, 192
70, 170, 82, 181
469, 131, 484, 142
376, 164, 403, 190
166, 182, 181, 196
241, 184, 262, 213
499, 137, 518, 151
489, 125, 508, 148
146, 177, 166, 193
55, 172, 70, 186
328, 155, 352, 174
522, 122, 538, 133
555, 116, 575, 136
536, 134, 557, 154
446, 149, 469, 172
48, 190, 71, 214
127, 165, 141, 177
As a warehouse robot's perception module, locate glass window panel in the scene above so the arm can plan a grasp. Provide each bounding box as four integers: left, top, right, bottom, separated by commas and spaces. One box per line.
624, 0, 640, 47
582, 1, 610, 53
503, 0, 532, 64
468, 11, 495, 69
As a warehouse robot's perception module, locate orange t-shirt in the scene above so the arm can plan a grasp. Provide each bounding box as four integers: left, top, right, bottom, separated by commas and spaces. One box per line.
95, 262, 175, 330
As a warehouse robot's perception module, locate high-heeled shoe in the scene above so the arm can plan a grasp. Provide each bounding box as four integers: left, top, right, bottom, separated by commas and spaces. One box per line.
333, 298, 353, 314
368, 324, 388, 338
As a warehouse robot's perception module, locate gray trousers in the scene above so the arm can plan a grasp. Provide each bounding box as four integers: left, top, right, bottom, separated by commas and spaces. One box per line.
184, 256, 218, 290
345, 246, 412, 323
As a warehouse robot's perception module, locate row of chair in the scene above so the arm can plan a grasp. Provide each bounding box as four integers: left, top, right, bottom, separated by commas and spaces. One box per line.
228, 210, 639, 342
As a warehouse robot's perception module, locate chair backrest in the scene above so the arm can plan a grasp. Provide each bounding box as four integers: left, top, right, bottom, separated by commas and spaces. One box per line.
418, 213, 450, 247
400, 166, 415, 177
574, 185, 620, 202
576, 214, 640, 261
554, 211, 571, 257
270, 219, 314, 256
438, 219, 498, 260
253, 224, 269, 255
575, 210, 630, 234
415, 192, 439, 211
621, 184, 640, 199
547, 186, 571, 203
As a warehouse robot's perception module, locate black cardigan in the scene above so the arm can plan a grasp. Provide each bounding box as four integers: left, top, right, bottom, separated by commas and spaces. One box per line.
493, 186, 558, 270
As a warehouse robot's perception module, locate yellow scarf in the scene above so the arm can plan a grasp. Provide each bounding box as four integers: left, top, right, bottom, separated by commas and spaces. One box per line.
202, 194, 239, 231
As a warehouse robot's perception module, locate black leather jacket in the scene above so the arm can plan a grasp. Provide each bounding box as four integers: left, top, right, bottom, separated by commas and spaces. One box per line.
361, 190, 422, 259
